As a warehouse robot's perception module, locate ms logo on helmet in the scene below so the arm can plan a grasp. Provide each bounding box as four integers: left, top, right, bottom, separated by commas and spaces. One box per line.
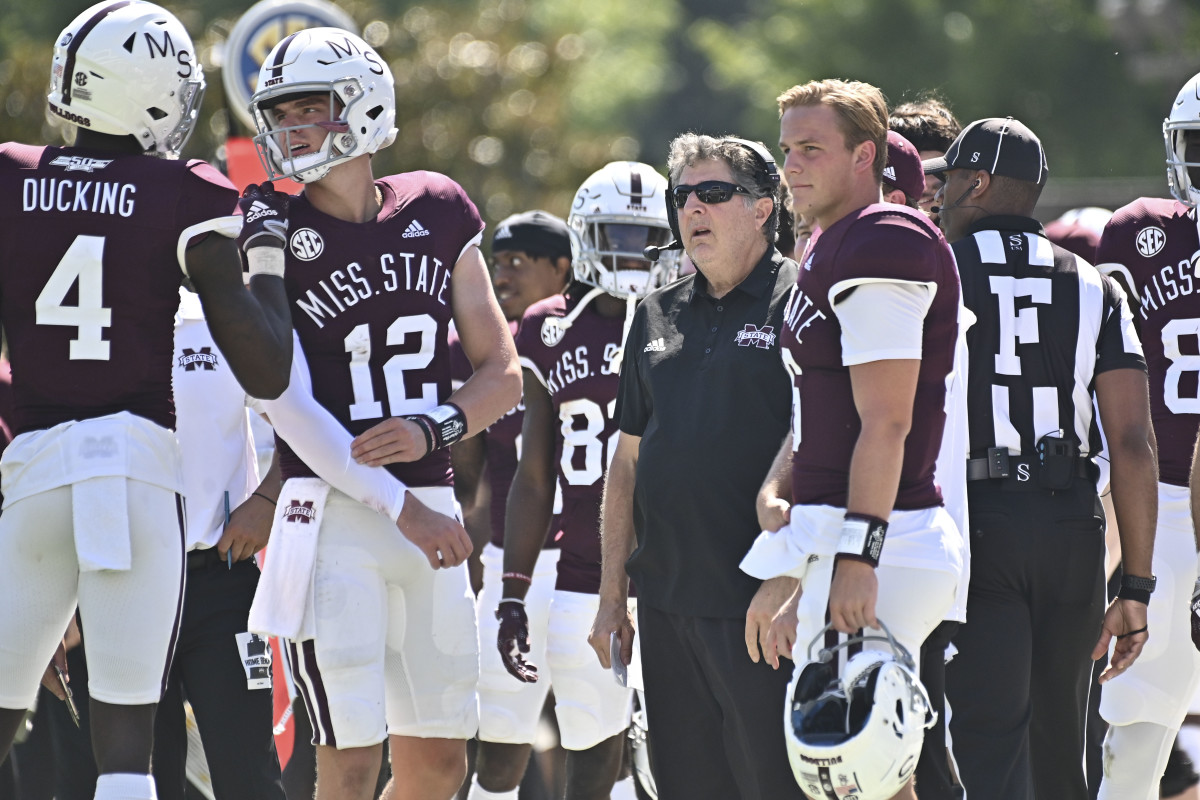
318, 36, 384, 76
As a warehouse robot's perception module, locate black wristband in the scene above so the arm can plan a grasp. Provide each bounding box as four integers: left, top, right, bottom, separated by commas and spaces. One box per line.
1117, 586, 1151, 605
1118, 573, 1156, 605
404, 403, 467, 454
835, 513, 888, 568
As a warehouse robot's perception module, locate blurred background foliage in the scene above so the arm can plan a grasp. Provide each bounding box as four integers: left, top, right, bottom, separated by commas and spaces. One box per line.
1, 0, 1198, 223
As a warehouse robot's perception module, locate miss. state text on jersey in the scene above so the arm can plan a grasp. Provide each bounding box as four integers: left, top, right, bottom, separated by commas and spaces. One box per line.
293, 248, 450, 328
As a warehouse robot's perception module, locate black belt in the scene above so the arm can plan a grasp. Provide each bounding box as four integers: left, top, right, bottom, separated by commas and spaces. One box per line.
186, 547, 225, 571
966, 456, 1093, 482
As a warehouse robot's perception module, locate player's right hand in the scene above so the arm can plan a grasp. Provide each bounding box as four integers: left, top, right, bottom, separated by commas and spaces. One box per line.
496, 599, 538, 683
1191, 578, 1200, 653
239, 181, 289, 251
395, 491, 472, 569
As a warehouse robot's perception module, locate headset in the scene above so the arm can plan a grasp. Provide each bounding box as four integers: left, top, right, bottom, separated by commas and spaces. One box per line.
645, 137, 781, 261
932, 177, 982, 216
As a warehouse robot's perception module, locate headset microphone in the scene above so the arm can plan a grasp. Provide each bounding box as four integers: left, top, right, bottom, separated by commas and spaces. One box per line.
931, 182, 979, 216
644, 240, 683, 262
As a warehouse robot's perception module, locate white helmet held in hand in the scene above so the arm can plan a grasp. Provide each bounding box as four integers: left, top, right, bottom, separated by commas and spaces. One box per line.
785, 622, 934, 799
568, 161, 678, 298
249, 27, 397, 184
1165, 71, 1200, 207
47, 0, 205, 158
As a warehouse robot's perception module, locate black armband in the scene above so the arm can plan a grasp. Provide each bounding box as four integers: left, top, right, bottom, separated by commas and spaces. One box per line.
834, 513, 888, 568
405, 403, 467, 454
1117, 573, 1156, 605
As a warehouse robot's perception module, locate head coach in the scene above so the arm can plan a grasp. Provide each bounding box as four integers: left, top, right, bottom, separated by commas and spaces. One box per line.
926, 117, 1158, 800
585, 133, 803, 799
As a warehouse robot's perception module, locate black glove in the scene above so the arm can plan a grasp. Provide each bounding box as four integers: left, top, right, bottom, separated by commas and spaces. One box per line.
238, 181, 289, 251
496, 599, 538, 683
1191, 578, 1200, 653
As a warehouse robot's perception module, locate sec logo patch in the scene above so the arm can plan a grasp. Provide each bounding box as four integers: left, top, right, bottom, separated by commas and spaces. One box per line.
1136, 226, 1166, 258
289, 228, 325, 261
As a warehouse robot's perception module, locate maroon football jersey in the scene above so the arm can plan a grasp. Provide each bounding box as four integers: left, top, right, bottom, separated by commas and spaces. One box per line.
1096, 198, 1200, 486
273, 172, 484, 487
516, 292, 623, 593
449, 320, 530, 547
784, 204, 959, 510
0, 143, 237, 435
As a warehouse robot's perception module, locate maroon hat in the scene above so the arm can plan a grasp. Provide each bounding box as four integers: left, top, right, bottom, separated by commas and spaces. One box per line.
883, 130, 925, 204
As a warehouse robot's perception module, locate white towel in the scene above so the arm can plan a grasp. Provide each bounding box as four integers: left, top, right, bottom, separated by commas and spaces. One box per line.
248, 478, 330, 641
72, 476, 131, 571
740, 505, 844, 584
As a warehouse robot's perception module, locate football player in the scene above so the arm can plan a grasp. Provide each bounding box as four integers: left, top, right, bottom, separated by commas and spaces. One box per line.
484, 162, 676, 800
242, 26, 521, 800
452, 212, 573, 799
753, 78, 965, 800
1091, 71, 1200, 800
0, 3, 293, 798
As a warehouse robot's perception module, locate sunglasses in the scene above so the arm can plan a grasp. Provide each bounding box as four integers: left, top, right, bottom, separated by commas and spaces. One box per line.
670, 181, 752, 209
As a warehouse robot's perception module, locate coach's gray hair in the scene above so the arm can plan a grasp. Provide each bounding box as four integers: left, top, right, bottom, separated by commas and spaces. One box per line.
666, 133, 779, 244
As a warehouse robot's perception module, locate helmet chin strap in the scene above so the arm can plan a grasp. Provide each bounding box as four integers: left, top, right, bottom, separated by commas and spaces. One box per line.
605, 295, 639, 375
541, 286, 640, 375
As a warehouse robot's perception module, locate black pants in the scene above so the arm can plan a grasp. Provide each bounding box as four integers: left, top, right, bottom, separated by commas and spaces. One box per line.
153, 555, 284, 800
947, 480, 1106, 800
916, 620, 962, 800
637, 605, 804, 800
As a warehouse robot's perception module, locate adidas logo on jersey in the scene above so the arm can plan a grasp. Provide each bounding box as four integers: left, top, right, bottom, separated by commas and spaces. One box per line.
643, 337, 665, 352
402, 219, 431, 238
244, 201, 279, 224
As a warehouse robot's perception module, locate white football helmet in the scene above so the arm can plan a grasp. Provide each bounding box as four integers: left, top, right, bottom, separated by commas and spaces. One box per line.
785, 622, 934, 800
568, 161, 678, 298
1165, 71, 1200, 207
47, 1, 205, 158
249, 28, 397, 183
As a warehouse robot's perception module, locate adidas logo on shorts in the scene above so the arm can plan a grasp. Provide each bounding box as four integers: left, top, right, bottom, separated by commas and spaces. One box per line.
402, 219, 431, 238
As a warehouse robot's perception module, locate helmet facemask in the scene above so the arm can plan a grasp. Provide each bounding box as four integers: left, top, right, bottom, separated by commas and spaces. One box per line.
572, 219, 674, 299
251, 81, 369, 184
1165, 121, 1200, 208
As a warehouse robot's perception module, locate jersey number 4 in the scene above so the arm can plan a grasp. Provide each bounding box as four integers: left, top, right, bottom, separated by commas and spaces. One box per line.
36, 235, 112, 361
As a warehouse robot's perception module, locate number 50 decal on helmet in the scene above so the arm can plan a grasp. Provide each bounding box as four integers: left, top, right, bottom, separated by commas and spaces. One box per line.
784, 621, 935, 800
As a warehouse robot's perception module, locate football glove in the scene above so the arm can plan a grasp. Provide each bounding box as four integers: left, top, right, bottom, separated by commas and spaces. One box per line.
496, 599, 538, 683
238, 181, 289, 251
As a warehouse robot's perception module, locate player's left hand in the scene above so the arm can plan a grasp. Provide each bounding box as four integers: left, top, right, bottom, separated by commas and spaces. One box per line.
745, 576, 800, 669
829, 557, 878, 633
351, 417, 430, 466
217, 492, 275, 563
238, 181, 289, 251
1095, 597, 1149, 683
496, 600, 539, 683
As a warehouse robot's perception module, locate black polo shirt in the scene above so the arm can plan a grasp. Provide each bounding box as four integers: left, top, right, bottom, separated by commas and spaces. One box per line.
616, 246, 797, 617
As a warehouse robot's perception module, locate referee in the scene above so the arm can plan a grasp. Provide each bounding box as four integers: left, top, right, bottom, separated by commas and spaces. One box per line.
925, 117, 1158, 800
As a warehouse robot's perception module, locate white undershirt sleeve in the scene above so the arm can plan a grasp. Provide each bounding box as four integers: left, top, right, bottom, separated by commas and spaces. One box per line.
261, 333, 407, 520
831, 280, 935, 366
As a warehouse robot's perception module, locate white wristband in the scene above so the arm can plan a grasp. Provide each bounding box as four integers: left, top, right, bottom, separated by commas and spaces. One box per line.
247, 246, 285, 278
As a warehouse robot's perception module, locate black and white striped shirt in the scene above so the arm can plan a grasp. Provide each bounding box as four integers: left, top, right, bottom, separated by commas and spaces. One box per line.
955, 215, 1145, 460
